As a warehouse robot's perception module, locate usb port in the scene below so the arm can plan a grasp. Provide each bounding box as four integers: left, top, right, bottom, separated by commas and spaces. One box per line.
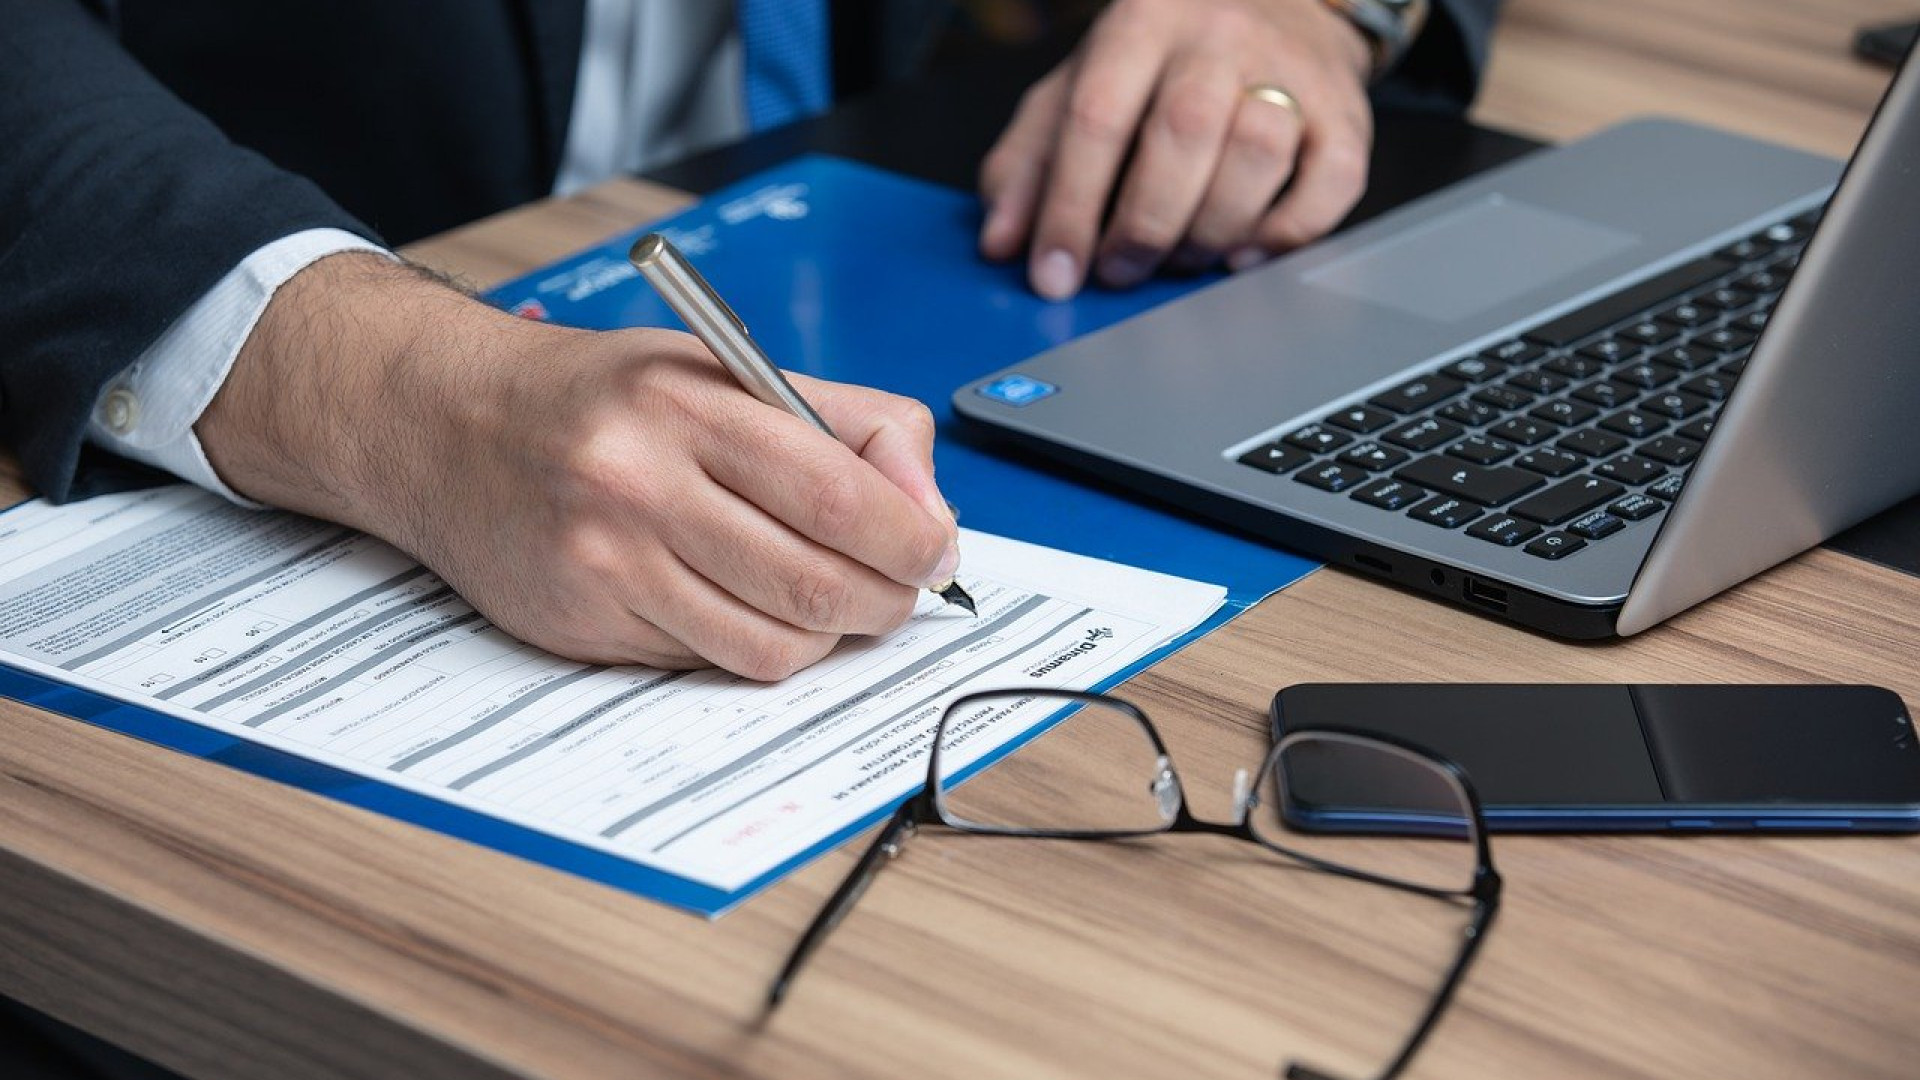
1353, 553, 1393, 574
1463, 577, 1508, 613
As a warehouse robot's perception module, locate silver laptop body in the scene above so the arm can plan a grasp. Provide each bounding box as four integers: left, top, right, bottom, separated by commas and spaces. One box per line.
955, 50, 1920, 639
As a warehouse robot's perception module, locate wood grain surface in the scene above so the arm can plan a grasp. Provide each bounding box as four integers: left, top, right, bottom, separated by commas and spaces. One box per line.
3, 2, 1916, 1078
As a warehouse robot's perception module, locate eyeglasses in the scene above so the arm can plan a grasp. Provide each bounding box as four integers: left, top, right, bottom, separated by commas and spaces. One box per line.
768, 689, 1503, 1080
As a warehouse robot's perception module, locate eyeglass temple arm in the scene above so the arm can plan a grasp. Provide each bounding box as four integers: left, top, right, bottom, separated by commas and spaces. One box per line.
766, 800, 919, 1009
1284, 886, 1501, 1080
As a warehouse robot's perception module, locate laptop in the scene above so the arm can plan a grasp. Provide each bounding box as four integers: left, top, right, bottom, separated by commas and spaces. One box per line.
954, 47, 1920, 639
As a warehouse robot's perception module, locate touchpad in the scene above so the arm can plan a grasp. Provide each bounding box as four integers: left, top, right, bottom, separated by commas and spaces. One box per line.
1302, 194, 1638, 322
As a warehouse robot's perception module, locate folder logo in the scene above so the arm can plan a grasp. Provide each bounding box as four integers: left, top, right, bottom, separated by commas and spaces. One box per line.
977, 374, 1058, 407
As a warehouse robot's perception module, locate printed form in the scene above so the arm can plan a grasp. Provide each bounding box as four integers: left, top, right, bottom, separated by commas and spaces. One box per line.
0, 487, 1225, 895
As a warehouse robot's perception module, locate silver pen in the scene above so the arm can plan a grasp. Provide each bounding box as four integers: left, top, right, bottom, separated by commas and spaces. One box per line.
628, 233, 976, 615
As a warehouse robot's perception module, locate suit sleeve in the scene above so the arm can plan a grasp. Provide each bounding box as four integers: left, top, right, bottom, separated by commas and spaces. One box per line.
0, 0, 380, 503
1374, 0, 1505, 114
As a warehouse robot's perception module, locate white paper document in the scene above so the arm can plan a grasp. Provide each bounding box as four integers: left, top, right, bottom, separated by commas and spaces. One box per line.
0, 486, 1225, 895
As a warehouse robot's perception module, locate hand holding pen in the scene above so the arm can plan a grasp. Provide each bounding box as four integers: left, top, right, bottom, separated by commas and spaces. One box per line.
630, 233, 977, 617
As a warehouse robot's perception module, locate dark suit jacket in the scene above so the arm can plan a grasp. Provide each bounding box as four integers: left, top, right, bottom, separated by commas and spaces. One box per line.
0, 0, 1499, 504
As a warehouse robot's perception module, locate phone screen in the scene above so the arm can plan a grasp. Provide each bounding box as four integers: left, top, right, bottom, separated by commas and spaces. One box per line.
1271, 684, 1920, 827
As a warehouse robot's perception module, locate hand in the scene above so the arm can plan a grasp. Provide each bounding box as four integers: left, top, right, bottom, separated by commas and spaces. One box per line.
978, 0, 1375, 299
198, 254, 960, 680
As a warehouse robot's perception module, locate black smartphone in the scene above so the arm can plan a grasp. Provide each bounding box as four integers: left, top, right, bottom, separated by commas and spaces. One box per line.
1270, 683, 1920, 832
1855, 20, 1918, 67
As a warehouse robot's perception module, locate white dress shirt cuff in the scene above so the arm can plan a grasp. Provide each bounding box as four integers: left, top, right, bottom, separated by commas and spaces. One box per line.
87, 228, 393, 506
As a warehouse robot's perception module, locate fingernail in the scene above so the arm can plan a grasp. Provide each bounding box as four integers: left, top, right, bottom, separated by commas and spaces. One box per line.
1032, 249, 1080, 300
1096, 251, 1154, 289
1166, 244, 1215, 275
926, 542, 962, 588
1227, 246, 1269, 273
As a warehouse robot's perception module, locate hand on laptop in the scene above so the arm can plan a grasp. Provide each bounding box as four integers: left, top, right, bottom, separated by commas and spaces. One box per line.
978, 0, 1374, 300
195, 253, 961, 680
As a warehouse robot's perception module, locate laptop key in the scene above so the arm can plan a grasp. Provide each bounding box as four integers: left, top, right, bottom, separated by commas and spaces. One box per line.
1531, 399, 1598, 427
1614, 361, 1680, 389
1620, 319, 1680, 348
1489, 417, 1557, 446
1675, 416, 1715, 442
1294, 461, 1371, 493
1442, 356, 1507, 383
1656, 301, 1713, 328
1649, 473, 1687, 500
1372, 375, 1465, 414
1568, 509, 1627, 539
1408, 496, 1482, 529
1395, 457, 1545, 506
1382, 416, 1464, 452
1638, 435, 1704, 466
1576, 338, 1640, 365
1447, 435, 1518, 465
1351, 477, 1427, 511
1514, 447, 1585, 477
1510, 476, 1625, 524
1323, 404, 1396, 434
1599, 410, 1665, 439
1737, 268, 1788, 294
1522, 257, 1734, 347
1524, 532, 1588, 559
1699, 327, 1756, 353
1507, 370, 1571, 396
1681, 373, 1735, 401
1697, 287, 1753, 311
1483, 339, 1546, 365
1716, 237, 1774, 263
1646, 344, 1716, 372
1238, 442, 1312, 474
1609, 492, 1664, 520
1285, 423, 1353, 453
1572, 380, 1637, 409
1467, 514, 1542, 547
1766, 219, 1812, 243
1438, 399, 1502, 427
1558, 428, 1628, 458
1734, 310, 1770, 334
1339, 441, 1411, 471
1640, 391, 1710, 420
1472, 384, 1535, 411
1543, 354, 1607, 380
1594, 453, 1668, 486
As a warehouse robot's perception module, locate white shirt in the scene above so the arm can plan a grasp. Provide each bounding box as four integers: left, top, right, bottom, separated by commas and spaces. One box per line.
89, 0, 747, 500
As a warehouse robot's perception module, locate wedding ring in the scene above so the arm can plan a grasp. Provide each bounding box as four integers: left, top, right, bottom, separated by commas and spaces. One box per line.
1244, 83, 1303, 121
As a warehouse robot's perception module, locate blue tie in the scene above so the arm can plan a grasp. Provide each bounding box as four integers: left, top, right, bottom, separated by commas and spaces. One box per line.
738, 0, 832, 132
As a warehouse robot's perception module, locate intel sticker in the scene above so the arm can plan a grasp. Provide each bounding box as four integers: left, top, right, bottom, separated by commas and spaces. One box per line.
976, 374, 1059, 407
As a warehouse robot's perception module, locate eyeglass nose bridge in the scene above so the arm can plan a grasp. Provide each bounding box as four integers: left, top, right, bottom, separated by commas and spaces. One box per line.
1229, 767, 1255, 827
1150, 756, 1181, 821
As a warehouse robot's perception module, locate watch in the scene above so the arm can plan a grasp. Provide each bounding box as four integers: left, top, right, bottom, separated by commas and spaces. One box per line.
1320, 0, 1431, 82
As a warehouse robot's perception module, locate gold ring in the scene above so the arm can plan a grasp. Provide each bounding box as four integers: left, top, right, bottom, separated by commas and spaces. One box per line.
1244, 83, 1302, 120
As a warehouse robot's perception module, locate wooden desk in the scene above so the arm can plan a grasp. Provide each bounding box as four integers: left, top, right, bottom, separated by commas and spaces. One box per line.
4, 2, 1916, 1077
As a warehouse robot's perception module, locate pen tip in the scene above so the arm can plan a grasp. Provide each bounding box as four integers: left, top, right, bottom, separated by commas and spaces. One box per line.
935, 580, 977, 616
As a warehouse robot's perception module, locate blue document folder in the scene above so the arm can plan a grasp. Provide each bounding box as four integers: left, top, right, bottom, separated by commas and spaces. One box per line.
485, 155, 1320, 608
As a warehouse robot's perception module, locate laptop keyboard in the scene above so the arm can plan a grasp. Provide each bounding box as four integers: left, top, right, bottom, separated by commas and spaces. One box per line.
1234, 207, 1822, 561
